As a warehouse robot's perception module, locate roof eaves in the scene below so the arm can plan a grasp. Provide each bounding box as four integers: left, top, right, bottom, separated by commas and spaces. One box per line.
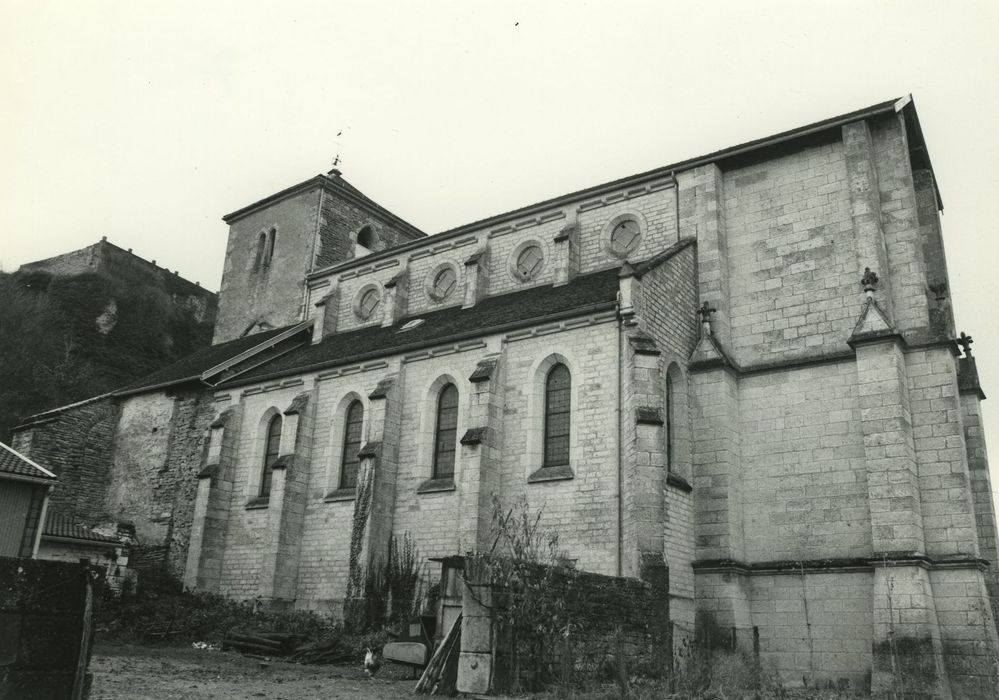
199, 320, 315, 383
895, 95, 943, 210
0, 471, 58, 486
633, 237, 697, 279
222, 173, 428, 240
14, 391, 117, 429
222, 176, 325, 224
41, 534, 118, 547
0, 442, 58, 480
220, 299, 618, 390
307, 97, 904, 280
112, 376, 202, 399
323, 176, 427, 240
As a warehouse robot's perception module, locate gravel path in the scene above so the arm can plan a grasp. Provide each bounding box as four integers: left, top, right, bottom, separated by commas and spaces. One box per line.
88, 640, 419, 700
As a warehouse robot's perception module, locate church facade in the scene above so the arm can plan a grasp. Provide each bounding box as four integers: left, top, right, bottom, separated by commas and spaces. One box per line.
13, 96, 999, 696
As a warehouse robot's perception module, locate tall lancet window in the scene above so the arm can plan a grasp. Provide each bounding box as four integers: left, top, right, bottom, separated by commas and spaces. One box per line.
339, 400, 364, 489
260, 414, 282, 497
432, 384, 459, 479
543, 363, 571, 467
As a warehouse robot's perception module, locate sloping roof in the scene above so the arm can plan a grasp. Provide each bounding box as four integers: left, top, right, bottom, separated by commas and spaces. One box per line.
310, 96, 926, 280
222, 172, 427, 240
0, 442, 57, 481
113, 324, 299, 396
223, 266, 622, 388
43, 510, 119, 545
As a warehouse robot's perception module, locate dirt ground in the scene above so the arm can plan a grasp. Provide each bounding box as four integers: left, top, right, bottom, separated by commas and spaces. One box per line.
88, 640, 422, 700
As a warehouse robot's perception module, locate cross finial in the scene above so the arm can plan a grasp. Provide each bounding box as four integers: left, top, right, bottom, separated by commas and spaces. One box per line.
958, 331, 974, 358
697, 301, 717, 336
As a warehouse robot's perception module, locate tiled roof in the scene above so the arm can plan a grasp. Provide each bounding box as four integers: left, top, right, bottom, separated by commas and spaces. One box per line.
0, 442, 57, 481
43, 510, 119, 545
113, 324, 298, 395
224, 266, 622, 388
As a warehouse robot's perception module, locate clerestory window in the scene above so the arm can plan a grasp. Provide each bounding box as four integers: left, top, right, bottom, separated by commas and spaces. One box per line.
543, 363, 571, 467
339, 400, 364, 490
432, 383, 459, 479
260, 414, 282, 497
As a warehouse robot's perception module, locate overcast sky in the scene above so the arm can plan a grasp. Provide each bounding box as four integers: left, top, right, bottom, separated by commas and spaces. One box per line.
4, 1, 999, 520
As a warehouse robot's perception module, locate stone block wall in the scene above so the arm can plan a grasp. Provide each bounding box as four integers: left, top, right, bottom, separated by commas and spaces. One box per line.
304, 175, 680, 342
158, 389, 217, 580
722, 137, 857, 365
496, 322, 621, 575
107, 393, 175, 549
213, 381, 306, 599
215, 189, 322, 343
193, 319, 623, 609
739, 362, 869, 561
12, 398, 120, 523
749, 570, 873, 690
314, 182, 421, 270
14, 388, 217, 582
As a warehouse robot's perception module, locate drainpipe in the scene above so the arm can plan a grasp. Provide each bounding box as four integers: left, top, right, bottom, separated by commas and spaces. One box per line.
616, 297, 624, 577
32, 485, 53, 558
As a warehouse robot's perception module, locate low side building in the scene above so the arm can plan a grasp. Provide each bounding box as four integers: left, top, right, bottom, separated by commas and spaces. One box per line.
0, 441, 57, 559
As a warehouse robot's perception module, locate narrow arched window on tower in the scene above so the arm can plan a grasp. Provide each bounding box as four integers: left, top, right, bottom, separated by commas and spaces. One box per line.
260, 414, 282, 497
339, 400, 364, 490
254, 232, 267, 269
265, 227, 277, 265
665, 371, 674, 473
543, 363, 571, 467
432, 384, 459, 479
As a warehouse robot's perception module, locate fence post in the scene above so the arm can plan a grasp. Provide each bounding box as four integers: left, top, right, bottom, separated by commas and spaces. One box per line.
72, 559, 94, 700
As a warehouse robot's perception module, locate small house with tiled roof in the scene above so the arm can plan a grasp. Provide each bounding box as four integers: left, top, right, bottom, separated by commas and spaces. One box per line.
10, 96, 999, 696
0, 441, 57, 558
36, 509, 135, 595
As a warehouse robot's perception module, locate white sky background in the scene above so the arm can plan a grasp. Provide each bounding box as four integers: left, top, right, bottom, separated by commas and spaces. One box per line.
3, 1, 999, 525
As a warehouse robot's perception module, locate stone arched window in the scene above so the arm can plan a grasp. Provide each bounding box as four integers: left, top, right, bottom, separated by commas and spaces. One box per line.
526, 353, 577, 482
664, 362, 689, 481
432, 383, 459, 479
543, 363, 571, 467
260, 414, 282, 498
254, 232, 267, 269
339, 400, 364, 490
266, 227, 277, 264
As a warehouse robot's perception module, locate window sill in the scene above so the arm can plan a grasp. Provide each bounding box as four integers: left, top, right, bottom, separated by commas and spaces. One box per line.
528, 464, 574, 483
324, 488, 356, 503
417, 478, 456, 494
245, 496, 270, 510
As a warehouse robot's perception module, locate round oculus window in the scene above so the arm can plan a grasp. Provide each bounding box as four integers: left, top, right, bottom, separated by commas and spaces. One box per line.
515, 244, 544, 280
610, 219, 642, 255
357, 288, 381, 319
432, 267, 457, 300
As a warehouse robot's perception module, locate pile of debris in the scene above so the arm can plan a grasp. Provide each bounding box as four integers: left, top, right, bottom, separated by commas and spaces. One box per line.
220, 631, 352, 662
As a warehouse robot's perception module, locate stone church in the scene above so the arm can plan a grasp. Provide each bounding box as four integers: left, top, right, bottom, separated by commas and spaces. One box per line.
12, 96, 999, 696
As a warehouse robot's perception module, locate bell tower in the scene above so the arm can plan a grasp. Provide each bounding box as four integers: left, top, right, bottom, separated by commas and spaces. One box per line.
212, 171, 425, 344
